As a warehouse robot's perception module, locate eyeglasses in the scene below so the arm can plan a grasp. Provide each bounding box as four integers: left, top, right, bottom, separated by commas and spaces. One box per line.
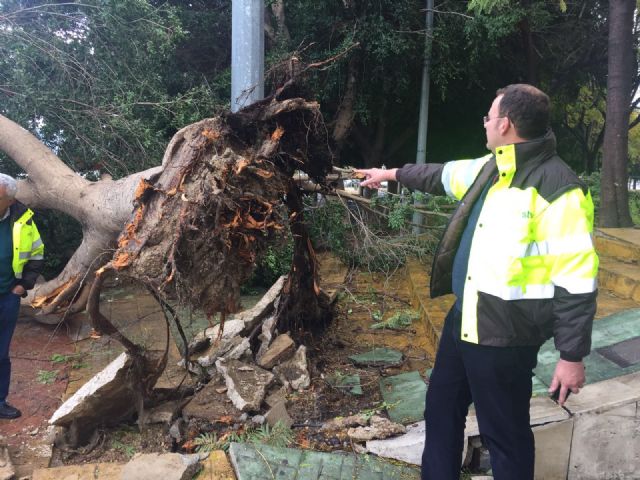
483, 115, 507, 124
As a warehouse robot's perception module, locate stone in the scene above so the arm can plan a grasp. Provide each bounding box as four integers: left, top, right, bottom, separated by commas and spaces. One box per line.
349, 347, 404, 367
195, 450, 235, 480
529, 396, 570, 426
0, 446, 15, 480
568, 403, 640, 480
533, 419, 573, 480
120, 453, 201, 480
182, 378, 242, 423
257, 334, 295, 369
563, 377, 639, 416
347, 415, 406, 442
31, 463, 124, 480
251, 415, 266, 425
228, 442, 420, 479
264, 400, 293, 428
216, 359, 274, 412
272, 346, 310, 391
169, 419, 185, 443
379, 371, 427, 424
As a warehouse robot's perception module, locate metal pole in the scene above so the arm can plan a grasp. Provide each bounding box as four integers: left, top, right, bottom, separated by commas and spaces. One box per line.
231, 0, 265, 112
412, 0, 434, 233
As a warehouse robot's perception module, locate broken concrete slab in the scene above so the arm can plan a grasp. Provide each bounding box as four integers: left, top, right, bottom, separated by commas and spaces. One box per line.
365, 420, 425, 466
191, 319, 246, 349
234, 275, 286, 334
182, 378, 242, 423
256, 312, 279, 360
264, 400, 293, 428
121, 452, 201, 480
529, 396, 570, 426
216, 359, 274, 412
194, 335, 247, 368
0, 445, 15, 480
349, 347, 404, 368
257, 333, 295, 369
321, 413, 370, 431
568, 403, 640, 480
532, 419, 573, 480
563, 377, 640, 416
272, 345, 310, 391
228, 442, 420, 479
195, 450, 235, 480
265, 386, 288, 408
347, 415, 406, 442
380, 371, 427, 424
31, 463, 124, 480
50, 352, 133, 426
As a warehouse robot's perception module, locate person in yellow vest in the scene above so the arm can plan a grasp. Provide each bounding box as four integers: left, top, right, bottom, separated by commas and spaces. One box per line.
0, 173, 44, 420
357, 84, 598, 480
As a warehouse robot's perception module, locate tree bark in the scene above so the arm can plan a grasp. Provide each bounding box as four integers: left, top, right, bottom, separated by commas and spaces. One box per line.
600, 0, 635, 227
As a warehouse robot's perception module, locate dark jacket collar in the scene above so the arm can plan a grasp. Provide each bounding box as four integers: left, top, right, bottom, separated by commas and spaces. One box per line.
495, 129, 556, 177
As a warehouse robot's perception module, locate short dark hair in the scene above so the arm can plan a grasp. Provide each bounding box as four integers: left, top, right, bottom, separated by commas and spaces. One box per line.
496, 84, 550, 140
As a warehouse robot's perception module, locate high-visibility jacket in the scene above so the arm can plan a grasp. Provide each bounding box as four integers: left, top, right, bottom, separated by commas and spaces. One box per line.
9, 202, 44, 291
396, 131, 598, 361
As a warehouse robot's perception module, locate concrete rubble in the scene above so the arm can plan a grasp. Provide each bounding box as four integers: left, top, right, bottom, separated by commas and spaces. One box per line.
272, 345, 311, 391
257, 333, 295, 369
215, 359, 275, 412
121, 452, 202, 480
347, 415, 406, 442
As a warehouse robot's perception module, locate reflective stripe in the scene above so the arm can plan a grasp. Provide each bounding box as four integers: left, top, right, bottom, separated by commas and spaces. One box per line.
552, 277, 598, 294
441, 155, 492, 200
14, 272, 22, 279
30, 254, 44, 261
31, 238, 43, 249
19, 251, 31, 259
519, 233, 594, 257
481, 283, 556, 300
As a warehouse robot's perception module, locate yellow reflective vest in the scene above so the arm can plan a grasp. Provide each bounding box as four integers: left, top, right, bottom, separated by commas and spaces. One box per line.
9, 203, 44, 289
397, 131, 598, 360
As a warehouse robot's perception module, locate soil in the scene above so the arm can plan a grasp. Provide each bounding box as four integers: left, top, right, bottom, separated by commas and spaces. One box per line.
3, 254, 436, 477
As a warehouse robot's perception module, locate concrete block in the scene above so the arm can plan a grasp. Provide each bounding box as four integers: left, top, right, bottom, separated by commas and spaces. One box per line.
568, 405, 640, 480
533, 418, 573, 480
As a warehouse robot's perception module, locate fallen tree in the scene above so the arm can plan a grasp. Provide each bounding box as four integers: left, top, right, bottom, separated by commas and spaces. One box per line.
0, 83, 333, 353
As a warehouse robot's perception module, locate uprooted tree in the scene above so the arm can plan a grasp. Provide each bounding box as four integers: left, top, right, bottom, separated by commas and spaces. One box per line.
0, 85, 333, 359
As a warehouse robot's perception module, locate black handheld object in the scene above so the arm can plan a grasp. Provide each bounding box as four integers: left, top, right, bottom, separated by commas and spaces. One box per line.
550, 387, 570, 403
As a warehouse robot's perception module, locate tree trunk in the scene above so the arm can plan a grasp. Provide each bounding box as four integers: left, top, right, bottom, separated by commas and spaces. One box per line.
600, 0, 635, 227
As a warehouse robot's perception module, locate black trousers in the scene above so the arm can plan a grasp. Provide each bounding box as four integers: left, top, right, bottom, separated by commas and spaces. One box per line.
421, 307, 540, 480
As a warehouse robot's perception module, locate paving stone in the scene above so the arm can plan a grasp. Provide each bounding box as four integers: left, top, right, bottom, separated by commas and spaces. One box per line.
228, 442, 420, 479
349, 348, 404, 367
31, 463, 124, 479
216, 359, 274, 412
121, 453, 201, 480
568, 404, 640, 480
380, 371, 427, 424
182, 378, 242, 423
195, 450, 235, 480
562, 377, 639, 416
532, 419, 573, 480
529, 396, 570, 426
272, 346, 310, 391
256, 333, 295, 369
